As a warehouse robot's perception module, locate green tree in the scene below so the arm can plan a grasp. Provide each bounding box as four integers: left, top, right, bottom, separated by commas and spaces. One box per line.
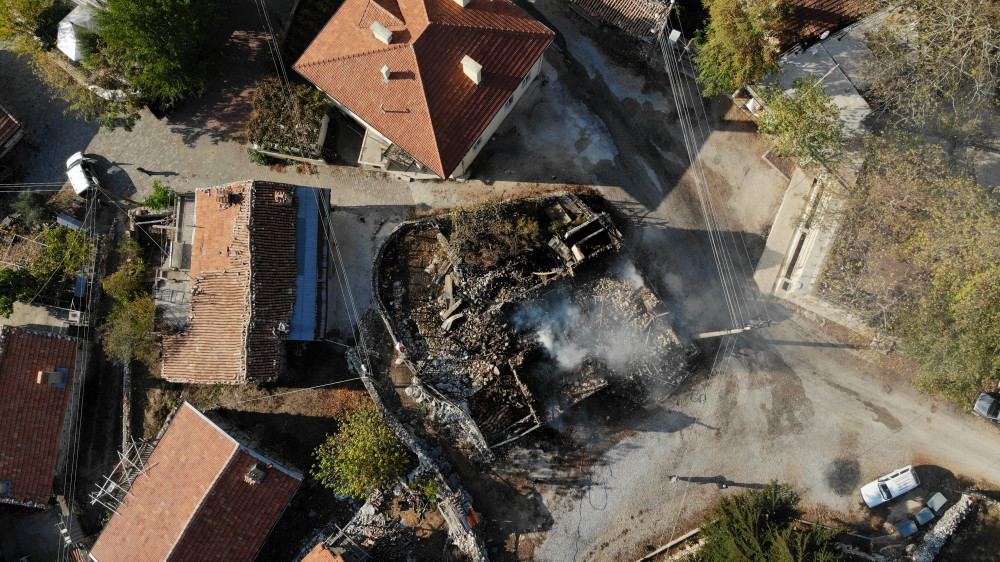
695, 0, 789, 97
758, 78, 845, 169
699, 482, 842, 562
819, 132, 1000, 403
312, 406, 415, 499
95, 0, 223, 104
0, 0, 49, 52
100, 296, 158, 367
863, 0, 1000, 139
141, 180, 176, 210
103, 238, 148, 302
0, 268, 39, 317
30, 226, 92, 285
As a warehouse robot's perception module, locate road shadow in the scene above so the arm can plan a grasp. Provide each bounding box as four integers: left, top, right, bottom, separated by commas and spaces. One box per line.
163, 0, 278, 147
670, 474, 767, 490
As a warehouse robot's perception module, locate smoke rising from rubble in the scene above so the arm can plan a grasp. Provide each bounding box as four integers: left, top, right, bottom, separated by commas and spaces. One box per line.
512, 287, 647, 372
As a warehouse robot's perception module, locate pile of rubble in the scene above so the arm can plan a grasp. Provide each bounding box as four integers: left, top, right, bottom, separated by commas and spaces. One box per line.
373, 192, 690, 456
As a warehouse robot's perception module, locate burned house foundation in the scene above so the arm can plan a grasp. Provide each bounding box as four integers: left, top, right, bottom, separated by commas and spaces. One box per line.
371, 193, 692, 460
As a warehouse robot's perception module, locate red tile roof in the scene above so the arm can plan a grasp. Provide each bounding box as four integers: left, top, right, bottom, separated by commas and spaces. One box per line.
573, 0, 670, 39
0, 327, 79, 507
294, 0, 554, 178
783, 0, 869, 50
161, 181, 299, 384
302, 543, 345, 562
0, 104, 21, 149
90, 403, 301, 562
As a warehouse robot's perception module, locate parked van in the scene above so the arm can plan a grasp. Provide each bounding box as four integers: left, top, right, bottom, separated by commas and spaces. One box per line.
860, 465, 919, 508
66, 152, 100, 195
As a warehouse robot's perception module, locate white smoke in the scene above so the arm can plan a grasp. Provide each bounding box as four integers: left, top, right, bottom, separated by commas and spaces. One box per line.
512, 292, 634, 372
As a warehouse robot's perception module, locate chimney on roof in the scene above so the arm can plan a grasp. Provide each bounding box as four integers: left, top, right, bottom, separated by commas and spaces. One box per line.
381, 65, 391, 83
245, 464, 268, 484
370, 21, 392, 45
461, 55, 482, 86
274, 190, 292, 206
454, 0, 472, 7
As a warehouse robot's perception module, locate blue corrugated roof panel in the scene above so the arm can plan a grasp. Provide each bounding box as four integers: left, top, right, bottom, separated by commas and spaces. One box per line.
289, 186, 329, 340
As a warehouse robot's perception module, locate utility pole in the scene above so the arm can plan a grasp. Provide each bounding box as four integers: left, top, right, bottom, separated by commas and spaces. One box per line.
695, 319, 771, 340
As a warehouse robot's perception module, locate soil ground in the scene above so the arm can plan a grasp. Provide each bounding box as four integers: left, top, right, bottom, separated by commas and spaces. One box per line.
937, 499, 1000, 561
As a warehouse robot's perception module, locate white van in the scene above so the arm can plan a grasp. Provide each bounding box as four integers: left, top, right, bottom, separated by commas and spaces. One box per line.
860, 465, 919, 508
66, 152, 100, 195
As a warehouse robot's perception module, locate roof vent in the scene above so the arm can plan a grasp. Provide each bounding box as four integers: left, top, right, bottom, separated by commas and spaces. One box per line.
454, 0, 472, 6
370, 22, 392, 45
381, 65, 391, 83
245, 464, 267, 485
461, 55, 482, 86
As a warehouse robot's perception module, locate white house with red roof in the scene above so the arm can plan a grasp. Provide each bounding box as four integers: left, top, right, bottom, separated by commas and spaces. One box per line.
294, 0, 554, 179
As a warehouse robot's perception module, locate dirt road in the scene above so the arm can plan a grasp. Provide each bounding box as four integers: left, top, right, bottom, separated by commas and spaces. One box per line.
532, 307, 1000, 561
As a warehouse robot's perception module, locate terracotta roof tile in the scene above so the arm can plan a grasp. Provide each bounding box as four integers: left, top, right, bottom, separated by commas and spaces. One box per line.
161, 181, 300, 384
783, 0, 869, 49
294, 0, 554, 178
90, 403, 301, 562
0, 105, 21, 149
0, 327, 79, 507
302, 543, 344, 562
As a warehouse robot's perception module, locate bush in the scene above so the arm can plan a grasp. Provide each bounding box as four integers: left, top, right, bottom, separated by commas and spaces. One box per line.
247, 147, 279, 166
312, 405, 415, 499
243, 75, 329, 156
0, 268, 38, 317
141, 180, 176, 210
12, 190, 52, 230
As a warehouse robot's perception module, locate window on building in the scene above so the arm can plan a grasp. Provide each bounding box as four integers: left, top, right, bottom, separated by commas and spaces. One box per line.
519, 72, 531, 89
472, 137, 483, 151
504, 95, 514, 110
0, 481, 11, 497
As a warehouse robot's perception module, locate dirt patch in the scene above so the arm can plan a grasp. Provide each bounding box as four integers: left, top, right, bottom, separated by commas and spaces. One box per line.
826, 458, 863, 496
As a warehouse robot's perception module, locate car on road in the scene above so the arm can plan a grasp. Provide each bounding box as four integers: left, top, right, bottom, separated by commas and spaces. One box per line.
66, 152, 100, 195
974, 392, 1000, 425
861, 465, 919, 508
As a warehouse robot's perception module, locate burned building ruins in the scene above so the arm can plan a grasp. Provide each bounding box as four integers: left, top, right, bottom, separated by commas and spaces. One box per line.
372, 192, 691, 459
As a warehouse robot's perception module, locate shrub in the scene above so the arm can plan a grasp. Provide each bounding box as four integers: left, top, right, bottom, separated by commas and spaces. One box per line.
141, 180, 176, 210
12, 190, 51, 229
312, 405, 415, 499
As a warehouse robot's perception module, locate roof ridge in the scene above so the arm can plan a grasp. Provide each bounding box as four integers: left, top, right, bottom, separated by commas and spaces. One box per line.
408, 47, 445, 175
360, 0, 405, 27
294, 42, 412, 69
160, 404, 241, 560
423, 20, 554, 36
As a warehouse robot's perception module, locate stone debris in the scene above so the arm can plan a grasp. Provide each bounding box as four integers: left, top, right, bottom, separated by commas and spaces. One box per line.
372, 191, 692, 459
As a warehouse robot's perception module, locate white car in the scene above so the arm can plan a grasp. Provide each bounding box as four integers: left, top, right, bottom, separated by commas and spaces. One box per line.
861, 465, 919, 508
66, 152, 100, 195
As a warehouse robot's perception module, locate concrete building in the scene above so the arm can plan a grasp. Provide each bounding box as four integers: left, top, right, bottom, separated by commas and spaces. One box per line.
293, 0, 554, 179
